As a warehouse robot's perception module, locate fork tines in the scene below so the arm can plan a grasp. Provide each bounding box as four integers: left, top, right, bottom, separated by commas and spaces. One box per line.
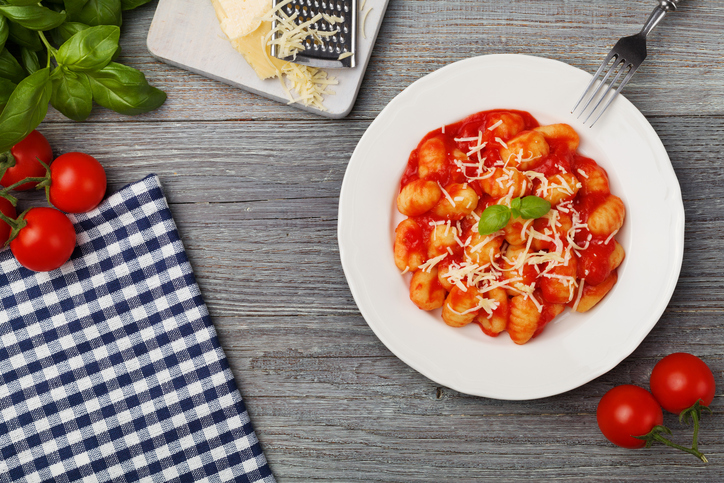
572, 35, 646, 127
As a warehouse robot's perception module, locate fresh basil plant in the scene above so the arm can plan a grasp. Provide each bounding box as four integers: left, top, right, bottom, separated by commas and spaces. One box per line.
0, 0, 162, 152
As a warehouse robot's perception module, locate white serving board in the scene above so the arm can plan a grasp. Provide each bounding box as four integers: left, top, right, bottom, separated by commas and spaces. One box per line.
146, 0, 389, 118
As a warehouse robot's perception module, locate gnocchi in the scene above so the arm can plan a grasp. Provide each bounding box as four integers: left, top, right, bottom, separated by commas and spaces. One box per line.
499, 131, 549, 170
397, 180, 442, 216
394, 110, 626, 344
410, 268, 447, 311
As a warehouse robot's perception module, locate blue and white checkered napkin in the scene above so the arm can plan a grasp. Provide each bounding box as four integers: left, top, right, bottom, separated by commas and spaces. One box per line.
0, 175, 275, 483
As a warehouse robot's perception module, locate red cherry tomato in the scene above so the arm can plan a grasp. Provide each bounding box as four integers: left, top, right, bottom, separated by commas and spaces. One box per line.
597, 385, 663, 449
650, 353, 716, 414
49, 152, 107, 213
0, 197, 17, 246
0, 130, 53, 191
10, 207, 76, 272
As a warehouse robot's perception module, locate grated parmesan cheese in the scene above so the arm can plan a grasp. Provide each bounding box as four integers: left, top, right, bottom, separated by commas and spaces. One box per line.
419, 253, 447, 273
572, 279, 586, 311
487, 120, 503, 131
604, 228, 619, 245
280, 62, 338, 111
438, 182, 456, 207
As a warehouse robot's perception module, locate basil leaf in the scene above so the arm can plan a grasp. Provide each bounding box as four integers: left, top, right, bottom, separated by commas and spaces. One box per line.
88, 62, 166, 115
57, 25, 119, 72
511, 197, 521, 212
478, 204, 511, 236
44, 2, 67, 13
75, 0, 122, 27
0, 48, 26, 84
8, 20, 42, 51
51, 21, 89, 45
0, 6, 67, 31
518, 195, 551, 220
63, 0, 90, 17
0, 16, 8, 53
121, 0, 152, 10
20, 47, 40, 75
51, 67, 92, 121
0, 67, 51, 153
0, 77, 16, 109
4, 0, 50, 6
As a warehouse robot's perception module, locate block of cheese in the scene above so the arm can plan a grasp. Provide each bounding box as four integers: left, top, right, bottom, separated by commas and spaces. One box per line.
211, 0, 286, 80
211, 0, 269, 40
230, 22, 287, 80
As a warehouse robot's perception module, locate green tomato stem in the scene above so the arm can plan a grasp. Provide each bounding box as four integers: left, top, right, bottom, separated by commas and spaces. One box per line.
0, 190, 17, 207
691, 409, 700, 452
0, 210, 23, 247
0, 208, 31, 247
635, 424, 708, 463
0, 157, 52, 205
0, 150, 16, 183
0, 177, 48, 207
679, 400, 712, 453
33, 157, 53, 206
1, 177, 47, 193
0, 211, 17, 229
650, 432, 708, 463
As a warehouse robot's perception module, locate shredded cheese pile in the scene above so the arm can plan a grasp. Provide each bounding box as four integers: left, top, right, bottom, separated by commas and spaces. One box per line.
279, 63, 337, 111
262, 0, 340, 60
255, 0, 340, 110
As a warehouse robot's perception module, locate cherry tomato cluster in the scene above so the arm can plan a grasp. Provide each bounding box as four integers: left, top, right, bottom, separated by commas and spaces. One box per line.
597, 353, 716, 462
0, 130, 107, 272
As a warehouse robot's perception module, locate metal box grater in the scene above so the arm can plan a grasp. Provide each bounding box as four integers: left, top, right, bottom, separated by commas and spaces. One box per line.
271, 0, 356, 68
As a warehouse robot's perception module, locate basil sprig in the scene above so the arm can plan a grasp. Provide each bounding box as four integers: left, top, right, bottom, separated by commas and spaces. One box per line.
0, 68, 52, 152
0, 1, 165, 152
478, 195, 552, 235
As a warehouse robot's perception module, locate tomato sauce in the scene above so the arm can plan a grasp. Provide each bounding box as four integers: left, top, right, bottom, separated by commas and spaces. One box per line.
395, 108, 624, 343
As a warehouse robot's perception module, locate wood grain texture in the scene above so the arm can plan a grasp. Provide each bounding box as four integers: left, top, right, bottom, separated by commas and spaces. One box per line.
42, 0, 724, 123
28, 0, 724, 480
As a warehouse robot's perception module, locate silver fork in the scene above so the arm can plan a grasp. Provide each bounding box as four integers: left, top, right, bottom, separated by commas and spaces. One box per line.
572, 0, 683, 127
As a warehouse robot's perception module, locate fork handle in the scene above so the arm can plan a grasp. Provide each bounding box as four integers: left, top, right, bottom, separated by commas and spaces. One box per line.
640, 1, 682, 37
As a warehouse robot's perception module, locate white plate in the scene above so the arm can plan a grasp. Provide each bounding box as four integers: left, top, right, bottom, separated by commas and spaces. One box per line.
338, 54, 685, 400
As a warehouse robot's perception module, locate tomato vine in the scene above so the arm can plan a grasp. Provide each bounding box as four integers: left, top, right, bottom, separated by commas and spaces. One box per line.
0, 129, 106, 272
597, 353, 716, 463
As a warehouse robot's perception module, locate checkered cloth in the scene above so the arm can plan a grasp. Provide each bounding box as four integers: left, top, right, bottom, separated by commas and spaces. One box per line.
0, 175, 275, 483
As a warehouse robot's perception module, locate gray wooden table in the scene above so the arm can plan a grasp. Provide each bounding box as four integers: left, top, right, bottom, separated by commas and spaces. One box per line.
36, 0, 724, 480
